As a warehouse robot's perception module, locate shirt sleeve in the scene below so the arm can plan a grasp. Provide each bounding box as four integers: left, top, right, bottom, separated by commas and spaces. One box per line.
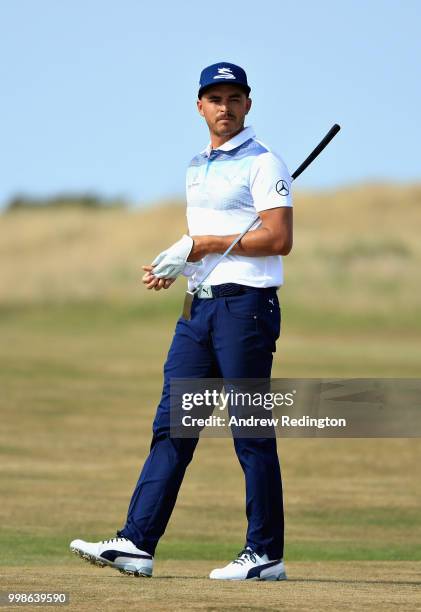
249, 151, 293, 212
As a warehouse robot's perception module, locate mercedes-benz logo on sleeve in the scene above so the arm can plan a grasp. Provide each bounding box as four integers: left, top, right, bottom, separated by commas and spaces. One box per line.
276, 179, 290, 196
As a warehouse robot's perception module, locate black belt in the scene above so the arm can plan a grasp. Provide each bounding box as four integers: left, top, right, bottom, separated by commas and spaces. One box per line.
197, 283, 277, 298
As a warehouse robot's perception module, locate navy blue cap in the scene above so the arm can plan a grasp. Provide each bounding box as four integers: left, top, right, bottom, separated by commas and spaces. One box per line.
198, 62, 251, 98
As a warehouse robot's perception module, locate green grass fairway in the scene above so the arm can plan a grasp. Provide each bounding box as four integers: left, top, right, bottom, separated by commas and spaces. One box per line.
1, 304, 420, 571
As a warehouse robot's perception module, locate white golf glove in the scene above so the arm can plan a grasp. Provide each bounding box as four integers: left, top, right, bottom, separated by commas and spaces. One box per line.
182, 260, 203, 278
152, 234, 198, 279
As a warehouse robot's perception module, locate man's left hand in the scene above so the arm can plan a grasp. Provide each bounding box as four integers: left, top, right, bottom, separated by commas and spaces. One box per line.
152, 234, 195, 278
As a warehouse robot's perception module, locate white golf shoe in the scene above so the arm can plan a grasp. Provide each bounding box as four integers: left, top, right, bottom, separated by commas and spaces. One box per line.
70, 536, 153, 577
209, 546, 286, 581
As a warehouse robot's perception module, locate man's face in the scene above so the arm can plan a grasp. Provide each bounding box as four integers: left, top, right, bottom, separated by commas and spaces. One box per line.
197, 84, 252, 138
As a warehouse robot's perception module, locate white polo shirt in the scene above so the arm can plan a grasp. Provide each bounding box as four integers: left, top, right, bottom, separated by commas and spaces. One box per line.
184, 126, 292, 289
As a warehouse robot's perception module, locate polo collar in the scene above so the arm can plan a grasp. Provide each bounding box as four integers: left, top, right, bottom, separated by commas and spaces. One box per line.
202, 126, 255, 157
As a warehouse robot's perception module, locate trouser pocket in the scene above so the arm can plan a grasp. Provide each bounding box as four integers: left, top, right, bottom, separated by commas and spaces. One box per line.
257, 292, 281, 352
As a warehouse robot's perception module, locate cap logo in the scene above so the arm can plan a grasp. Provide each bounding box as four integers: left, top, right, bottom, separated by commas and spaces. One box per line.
213, 67, 236, 80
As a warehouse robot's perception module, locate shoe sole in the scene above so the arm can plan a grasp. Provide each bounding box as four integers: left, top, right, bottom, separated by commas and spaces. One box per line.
213, 576, 287, 581
257, 570, 287, 581
209, 569, 287, 581
70, 546, 152, 578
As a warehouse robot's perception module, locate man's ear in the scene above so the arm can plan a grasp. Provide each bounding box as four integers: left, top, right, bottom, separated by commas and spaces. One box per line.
197, 99, 205, 117
245, 98, 252, 115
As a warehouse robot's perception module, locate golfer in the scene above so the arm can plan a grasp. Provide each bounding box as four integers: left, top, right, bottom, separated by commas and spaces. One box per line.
71, 62, 293, 581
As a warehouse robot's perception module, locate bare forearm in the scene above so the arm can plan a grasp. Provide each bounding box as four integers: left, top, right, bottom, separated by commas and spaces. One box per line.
189, 227, 292, 260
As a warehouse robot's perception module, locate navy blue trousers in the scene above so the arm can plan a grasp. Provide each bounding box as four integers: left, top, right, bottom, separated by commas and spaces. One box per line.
118, 287, 284, 560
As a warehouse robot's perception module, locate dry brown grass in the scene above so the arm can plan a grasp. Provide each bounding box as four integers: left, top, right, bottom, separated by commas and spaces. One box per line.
0, 203, 186, 303
2, 562, 421, 611
1, 183, 420, 313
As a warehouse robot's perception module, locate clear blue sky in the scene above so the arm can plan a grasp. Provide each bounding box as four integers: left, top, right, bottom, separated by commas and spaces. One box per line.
0, 0, 420, 206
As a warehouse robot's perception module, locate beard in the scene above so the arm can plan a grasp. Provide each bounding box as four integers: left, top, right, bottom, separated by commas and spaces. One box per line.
213, 118, 240, 136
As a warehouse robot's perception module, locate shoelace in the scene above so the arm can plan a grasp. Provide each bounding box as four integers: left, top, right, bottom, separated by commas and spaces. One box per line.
102, 537, 129, 545
232, 547, 257, 566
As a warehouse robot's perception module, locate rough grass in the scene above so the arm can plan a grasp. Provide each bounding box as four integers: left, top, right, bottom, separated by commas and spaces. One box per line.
1, 184, 421, 316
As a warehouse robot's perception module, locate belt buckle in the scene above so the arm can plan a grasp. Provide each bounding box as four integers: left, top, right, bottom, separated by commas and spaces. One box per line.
197, 285, 213, 299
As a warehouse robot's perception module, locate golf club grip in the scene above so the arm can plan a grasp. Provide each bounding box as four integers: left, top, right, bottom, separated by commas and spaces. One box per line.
291, 124, 341, 181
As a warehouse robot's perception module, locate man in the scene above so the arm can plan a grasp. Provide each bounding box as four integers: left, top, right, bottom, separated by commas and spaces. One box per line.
70, 62, 293, 581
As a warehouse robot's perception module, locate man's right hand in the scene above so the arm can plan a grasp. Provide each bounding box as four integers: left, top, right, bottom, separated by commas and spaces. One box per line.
142, 265, 176, 291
